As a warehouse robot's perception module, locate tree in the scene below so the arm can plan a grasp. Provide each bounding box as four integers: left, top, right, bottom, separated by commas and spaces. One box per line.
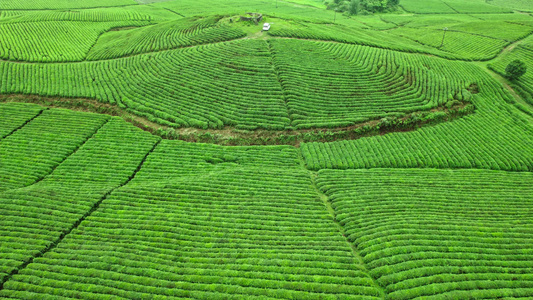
362, 0, 388, 12
348, 0, 359, 15
505, 59, 527, 80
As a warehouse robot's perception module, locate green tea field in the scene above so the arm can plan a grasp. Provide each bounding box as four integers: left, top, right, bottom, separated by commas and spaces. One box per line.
0, 0, 533, 298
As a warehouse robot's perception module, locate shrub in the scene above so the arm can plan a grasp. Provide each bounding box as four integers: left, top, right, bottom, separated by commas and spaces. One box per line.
505, 60, 527, 80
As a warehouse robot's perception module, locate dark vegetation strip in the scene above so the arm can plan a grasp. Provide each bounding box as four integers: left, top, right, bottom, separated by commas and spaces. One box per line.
0, 139, 161, 291
163, 7, 186, 17
440, 0, 460, 14
0, 108, 46, 140
0, 94, 475, 146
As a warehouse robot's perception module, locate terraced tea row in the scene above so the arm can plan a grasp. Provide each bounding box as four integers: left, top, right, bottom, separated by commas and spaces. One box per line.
266, 23, 460, 60
487, 0, 533, 12
270, 39, 471, 129
267, 16, 533, 61
1, 39, 480, 130
0, 39, 295, 130
0, 109, 109, 192
389, 27, 508, 61
0, 9, 152, 23
0, 0, 137, 9
87, 16, 246, 60
0, 20, 152, 62
0, 112, 159, 289
0, 138, 383, 299
1, 101, 532, 298
135, 140, 302, 176
302, 67, 533, 171
400, 0, 512, 14
0, 102, 43, 139
317, 168, 533, 299
489, 43, 533, 106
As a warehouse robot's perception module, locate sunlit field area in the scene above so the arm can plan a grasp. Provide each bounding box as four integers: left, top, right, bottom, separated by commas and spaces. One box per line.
1, 0, 533, 298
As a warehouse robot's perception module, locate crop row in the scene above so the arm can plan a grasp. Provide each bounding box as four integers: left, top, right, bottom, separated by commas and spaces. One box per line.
0, 35, 519, 132
389, 27, 508, 60
443, 0, 513, 13
0, 108, 109, 192
400, 0, 512, 14
489, 44, 533, 106
487, 0, 533, 12
0, 39, 291, 130
0, 9, 152, 24
0, 37, 489, 131
87, 16, 246, 60
269, 39, 466, 129
0, 11, 23, 19
133, 139, 301, 180
0, 102, 43, 139
0, 20, 152, 62
266, 23, 461, 60
0, 0, 137, 10
317, 168, 533, 299
267, 19, 531, 61
0, 114, 158, 287
1, 166, 382, 299
301, 62, 533, 171
444, 21, 533, 42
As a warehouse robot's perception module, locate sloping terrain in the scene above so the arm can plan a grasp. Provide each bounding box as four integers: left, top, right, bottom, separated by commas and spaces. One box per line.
1, 0, 533, 298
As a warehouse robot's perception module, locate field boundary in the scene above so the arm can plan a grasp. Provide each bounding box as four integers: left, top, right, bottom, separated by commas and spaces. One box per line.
0, 118, 111, 195
0, 94, 475, 146
307, 170, 387, 298
265, 40, 294, 126
162, 7, 185, 17
0, 138, 161, 290
0, 108, 45, 140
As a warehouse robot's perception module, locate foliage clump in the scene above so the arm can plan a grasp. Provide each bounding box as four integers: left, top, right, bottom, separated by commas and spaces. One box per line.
325, 0, 399, 15
505, 59, 527, 80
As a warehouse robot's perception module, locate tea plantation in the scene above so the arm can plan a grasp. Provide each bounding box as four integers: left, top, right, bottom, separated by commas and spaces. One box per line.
0, 0, 532, 298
